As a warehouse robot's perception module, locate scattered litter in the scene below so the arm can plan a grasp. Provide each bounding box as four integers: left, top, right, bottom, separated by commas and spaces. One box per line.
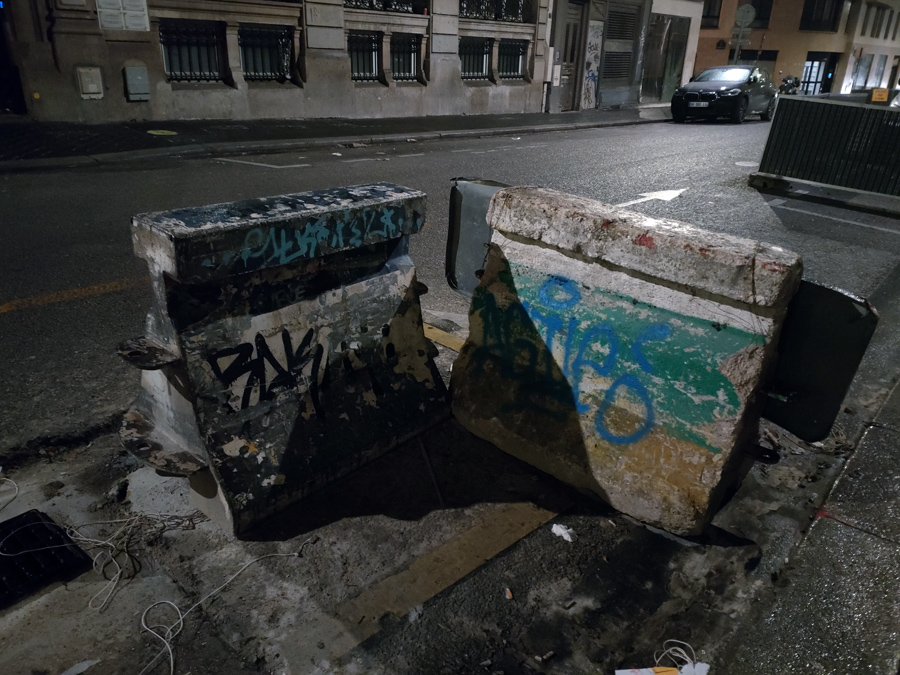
480, 659, 492, 667
60, 660, 101, 675
376, 151, 386, 155
608, 519, 616, 527
348, 142, 368, 148
408, 605, 424, 623
541, 651, 555, 662
615, 668, 678, 674
563, 599, 576, 610
406, 138, 417, 142
505, 587, 513, 600
811, 441, 825, 448
655, 639, 709, 675
332, 152, 342, 156
139, 537, 316, 675
551, 523, 576, 542
511, 137, 521, 140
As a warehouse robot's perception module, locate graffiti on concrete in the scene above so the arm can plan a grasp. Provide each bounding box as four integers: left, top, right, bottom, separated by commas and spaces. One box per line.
207, 327, 325, 411
472, 266, 763, 450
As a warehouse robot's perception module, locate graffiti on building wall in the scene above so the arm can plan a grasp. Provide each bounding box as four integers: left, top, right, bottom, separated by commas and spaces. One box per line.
471, 264, 763, 450
581, 20, 604, 110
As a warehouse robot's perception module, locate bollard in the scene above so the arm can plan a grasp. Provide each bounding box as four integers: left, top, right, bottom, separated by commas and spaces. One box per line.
450, 187, 803, 535
119, 183, 448, 535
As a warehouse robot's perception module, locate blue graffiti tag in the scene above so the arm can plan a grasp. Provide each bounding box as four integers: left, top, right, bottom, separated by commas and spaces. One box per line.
527, 276, 670, 445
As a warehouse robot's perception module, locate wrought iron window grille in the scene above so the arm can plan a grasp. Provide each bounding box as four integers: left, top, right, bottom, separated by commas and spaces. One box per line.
239, 24, 294, 82
497, 39, 527, 78
159, 19, 228, 83
460, 36, 492, 79
391, 34, 421, 80
459, 0, 526, 22
344, 0, 415, 13
349, 31, 383, 81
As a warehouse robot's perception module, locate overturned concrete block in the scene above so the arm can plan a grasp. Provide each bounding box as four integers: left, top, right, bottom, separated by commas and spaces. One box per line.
451, 187, 802, 534
121, 184, 447, 534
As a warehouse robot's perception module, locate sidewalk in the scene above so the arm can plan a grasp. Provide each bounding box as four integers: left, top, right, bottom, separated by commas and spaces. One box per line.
0, 105, 671, 170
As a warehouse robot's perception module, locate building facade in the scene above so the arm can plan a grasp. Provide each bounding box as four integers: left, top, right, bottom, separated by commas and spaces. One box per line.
0, 0, 548, 121
696, 0, 900, 95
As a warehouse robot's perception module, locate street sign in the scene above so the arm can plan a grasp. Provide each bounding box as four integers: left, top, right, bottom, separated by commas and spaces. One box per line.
729, 39, 751, 47
734, 3, 756, 28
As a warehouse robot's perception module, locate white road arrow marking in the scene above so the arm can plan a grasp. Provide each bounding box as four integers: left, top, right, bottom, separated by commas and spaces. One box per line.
615, 189, 687, 208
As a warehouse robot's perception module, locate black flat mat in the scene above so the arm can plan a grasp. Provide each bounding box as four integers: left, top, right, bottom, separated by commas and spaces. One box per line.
0, 509, 93, 610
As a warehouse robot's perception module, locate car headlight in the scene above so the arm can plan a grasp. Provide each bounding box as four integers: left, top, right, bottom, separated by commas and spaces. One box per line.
720, 88, 742, 96
672, 89, 685, 98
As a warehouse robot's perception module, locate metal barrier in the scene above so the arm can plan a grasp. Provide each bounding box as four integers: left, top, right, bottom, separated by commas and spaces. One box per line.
757, 96, 900, 197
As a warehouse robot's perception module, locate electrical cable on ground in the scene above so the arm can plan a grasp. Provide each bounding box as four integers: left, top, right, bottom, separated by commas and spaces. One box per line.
139, 536, 316, 675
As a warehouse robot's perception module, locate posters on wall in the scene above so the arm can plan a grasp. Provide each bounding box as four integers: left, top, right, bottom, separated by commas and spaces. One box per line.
97, 0, 150, 31
581, 20, 603, 109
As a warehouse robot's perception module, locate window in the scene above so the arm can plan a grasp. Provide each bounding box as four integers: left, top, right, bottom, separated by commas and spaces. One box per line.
459, 37, 492, 79
498, 40, 527, 78
800, 0, 843, 31
884, 10, 894, 38
348, 31, 382, 82
871, 53, 887, 85
459, 0, 526, 23
702, 0, 722, 28
853, 52, 873, 89
159, 19, 227, 82
749, 0, 772, 28
872, 5, 887, 36
390, 33, 420, 81
239, 24, 294, 82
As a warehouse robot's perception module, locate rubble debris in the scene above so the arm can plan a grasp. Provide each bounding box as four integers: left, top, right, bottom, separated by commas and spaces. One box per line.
505, 587, 513, 600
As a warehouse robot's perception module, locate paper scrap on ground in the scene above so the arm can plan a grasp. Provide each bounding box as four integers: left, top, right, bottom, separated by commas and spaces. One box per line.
551, 523, 576, 542
614, 668, 678, 675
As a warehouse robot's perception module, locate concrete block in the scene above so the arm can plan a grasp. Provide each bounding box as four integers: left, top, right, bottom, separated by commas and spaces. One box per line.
305, 3, 344, 28
306, 26, 346, 51
431, 15, 458, 36
122, 184, 447, 535
430, 34, 459, 55
451, 187, 802, 534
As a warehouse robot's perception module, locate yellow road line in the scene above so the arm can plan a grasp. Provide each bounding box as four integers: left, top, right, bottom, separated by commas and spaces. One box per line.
424, 323, 466, 352
0, 278, 141, 315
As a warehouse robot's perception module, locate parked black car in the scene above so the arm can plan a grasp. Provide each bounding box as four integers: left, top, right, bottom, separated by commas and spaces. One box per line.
671, 65, 778, 124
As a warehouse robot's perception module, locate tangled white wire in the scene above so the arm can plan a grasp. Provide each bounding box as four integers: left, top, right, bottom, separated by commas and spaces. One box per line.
0, 476, 18, 514
655, 639, 697, 669
0, 512, 207, 611
139, 537, 314, 675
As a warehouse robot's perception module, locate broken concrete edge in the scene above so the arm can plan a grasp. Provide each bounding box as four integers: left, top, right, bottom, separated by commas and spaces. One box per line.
487, 186, 803, 309
0, 117, 671, 174
0, 411, 125, 469
749, 172, 900, 221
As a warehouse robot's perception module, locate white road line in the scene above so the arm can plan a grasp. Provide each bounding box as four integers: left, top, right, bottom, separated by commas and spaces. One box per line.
397, 153, 425, 157
342, 158, 376, 163
216, 158, 312, 169
769, 199, 900, 236
451, 149, 473, 153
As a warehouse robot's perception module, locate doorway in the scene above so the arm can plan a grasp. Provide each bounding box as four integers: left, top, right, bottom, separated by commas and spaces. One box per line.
801, 51, 840, 94
640, 13, 690, 103
0, 3, 26, 114
559, 0, 587, 111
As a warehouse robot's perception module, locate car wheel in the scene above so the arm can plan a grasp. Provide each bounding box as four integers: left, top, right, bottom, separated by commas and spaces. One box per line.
731, 97, 748, 124
672, 109, 686, 123
760, 97, 776, 121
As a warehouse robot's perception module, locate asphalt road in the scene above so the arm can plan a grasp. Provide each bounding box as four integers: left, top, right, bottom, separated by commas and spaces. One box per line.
2, 119, 900, 450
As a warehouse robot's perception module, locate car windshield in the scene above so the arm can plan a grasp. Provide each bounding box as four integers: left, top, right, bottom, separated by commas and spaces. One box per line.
694, 68, 751, 83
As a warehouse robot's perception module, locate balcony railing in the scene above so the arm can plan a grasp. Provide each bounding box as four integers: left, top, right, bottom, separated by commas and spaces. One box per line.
459, 0, 526, 22
344, 0, 414, 13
